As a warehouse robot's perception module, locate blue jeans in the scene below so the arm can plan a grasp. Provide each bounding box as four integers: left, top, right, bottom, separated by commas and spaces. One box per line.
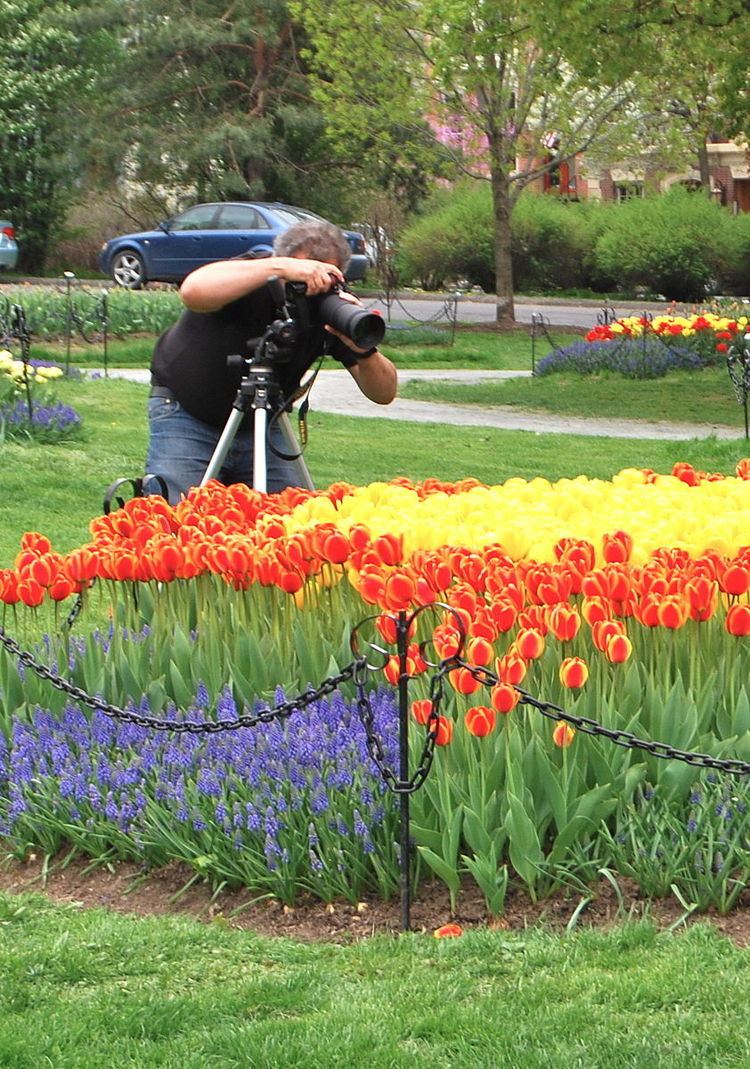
145, 395, 304, 503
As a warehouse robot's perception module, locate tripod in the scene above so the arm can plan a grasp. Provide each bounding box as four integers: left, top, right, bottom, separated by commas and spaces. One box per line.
200, 279, 314, 494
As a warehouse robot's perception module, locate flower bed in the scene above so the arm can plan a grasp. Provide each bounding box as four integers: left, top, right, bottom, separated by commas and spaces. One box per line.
2, 462, 750, 915
536, 312, 748, 379
0, 352, 82, 441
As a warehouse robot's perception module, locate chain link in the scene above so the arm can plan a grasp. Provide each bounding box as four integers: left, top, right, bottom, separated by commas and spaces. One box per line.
453, 657, 750, 777
0, 625, 363, 735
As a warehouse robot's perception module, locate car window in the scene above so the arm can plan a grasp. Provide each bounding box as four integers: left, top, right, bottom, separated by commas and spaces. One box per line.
216, 205, 270, 230
170, 205, 220, 231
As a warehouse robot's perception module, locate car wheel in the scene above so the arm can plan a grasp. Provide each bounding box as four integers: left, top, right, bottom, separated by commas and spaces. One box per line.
111, 250, 147, 289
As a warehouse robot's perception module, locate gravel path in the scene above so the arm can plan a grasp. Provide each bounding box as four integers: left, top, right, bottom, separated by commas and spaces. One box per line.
104, 367, 745, 442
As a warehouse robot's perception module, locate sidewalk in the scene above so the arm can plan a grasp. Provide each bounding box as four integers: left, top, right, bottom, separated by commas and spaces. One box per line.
106, 367, 745, 442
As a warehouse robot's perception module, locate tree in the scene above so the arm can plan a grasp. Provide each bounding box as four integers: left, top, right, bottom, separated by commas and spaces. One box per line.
291, 0, 660, 323
99, 0, 378, 225
0, 0, 118, 272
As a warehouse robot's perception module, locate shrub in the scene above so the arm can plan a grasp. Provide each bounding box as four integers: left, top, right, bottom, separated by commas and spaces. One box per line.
511, 191, 603, 293
592, 186, 736, 302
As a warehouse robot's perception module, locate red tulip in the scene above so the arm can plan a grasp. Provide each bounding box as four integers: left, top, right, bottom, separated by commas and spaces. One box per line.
553, 722, 576, 748
465, 705, 496, 737
559, 657, 589, 689
726, 604, 750, 637
490, 683, 520, 714
432, 716, 454, 746
516, 627, 544, 661
411, 699, 433, 725
606, 634, 633, 664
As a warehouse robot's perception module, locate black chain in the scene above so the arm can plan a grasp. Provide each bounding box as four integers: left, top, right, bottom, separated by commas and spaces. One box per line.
454, 658, 750, 777
0, 625, 365, 735
353, 658, 452, 794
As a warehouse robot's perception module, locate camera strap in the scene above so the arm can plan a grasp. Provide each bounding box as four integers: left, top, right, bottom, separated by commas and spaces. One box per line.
267, 355, 325, 459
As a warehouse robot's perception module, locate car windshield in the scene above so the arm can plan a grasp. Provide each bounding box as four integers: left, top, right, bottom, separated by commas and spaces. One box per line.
270, 206, 323, 226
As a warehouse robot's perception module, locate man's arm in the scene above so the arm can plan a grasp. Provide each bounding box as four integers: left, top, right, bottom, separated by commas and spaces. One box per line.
179, 256, 345, 312
345, 351, 398, 405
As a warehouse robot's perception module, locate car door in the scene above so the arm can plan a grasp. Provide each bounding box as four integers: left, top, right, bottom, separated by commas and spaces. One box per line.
147, 204, 222, 279
211, 204, 277, 260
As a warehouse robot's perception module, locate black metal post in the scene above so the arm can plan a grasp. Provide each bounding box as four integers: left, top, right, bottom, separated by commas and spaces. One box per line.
64, 272, 75, 373
397, 609, 411, 932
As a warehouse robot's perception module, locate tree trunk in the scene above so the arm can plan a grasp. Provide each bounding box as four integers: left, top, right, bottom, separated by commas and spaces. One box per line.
490, 165, 515, 325
697, 140, 712, 194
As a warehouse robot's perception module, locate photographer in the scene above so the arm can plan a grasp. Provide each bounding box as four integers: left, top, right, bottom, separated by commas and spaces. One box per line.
145, 219, 397, 502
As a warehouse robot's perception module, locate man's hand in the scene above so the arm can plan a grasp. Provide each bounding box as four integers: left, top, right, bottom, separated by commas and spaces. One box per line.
283, 257, 345, 295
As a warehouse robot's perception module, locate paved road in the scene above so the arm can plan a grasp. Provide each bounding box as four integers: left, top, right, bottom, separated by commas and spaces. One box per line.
361, 294, 689, 331
108, 367, 744, 441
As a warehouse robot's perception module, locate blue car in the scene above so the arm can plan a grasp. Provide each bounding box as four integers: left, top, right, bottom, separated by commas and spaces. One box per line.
0, 219, 19, 272
98, 201, 369, 289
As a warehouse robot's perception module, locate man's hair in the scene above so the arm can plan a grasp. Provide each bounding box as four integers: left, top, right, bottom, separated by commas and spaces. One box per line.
273, 219, 352, 272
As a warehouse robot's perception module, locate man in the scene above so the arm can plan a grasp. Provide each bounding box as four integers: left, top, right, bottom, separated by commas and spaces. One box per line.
146, 219, 397, 501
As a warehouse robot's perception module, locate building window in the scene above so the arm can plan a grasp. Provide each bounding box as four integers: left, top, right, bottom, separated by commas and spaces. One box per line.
614, 181, 644, 202
543, 158, 576, 196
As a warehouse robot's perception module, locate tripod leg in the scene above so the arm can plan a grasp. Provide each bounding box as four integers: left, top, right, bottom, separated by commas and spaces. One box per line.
253, 407, 268, 492
201, 407, 247, 486
278, 411, 315, 490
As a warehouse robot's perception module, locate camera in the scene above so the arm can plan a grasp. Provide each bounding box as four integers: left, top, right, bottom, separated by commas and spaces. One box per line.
287, 280, 386, 351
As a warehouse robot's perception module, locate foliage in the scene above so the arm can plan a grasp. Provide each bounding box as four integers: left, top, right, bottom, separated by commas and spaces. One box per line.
535, 338, 704, 379
97, 0, 368, 225
592, 187, 744, 301
3, 467, 750, 914
1, 286, 183, 340
0, 0, 119, 273
0, 353, 81, 442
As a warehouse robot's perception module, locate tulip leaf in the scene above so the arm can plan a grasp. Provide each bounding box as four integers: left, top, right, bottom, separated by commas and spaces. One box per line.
505, 790, 544, 894
415, 846, 460, 906
168, 660, 194, 711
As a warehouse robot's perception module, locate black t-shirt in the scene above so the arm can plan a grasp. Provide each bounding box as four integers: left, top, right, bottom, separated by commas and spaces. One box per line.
150, 287, 357, 428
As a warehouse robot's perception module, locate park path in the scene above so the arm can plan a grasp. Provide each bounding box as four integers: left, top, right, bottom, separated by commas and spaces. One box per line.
106, 367, 745, 442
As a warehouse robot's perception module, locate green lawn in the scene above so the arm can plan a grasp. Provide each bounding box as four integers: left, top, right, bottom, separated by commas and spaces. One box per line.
1, 893, 749, 1069
400, 366, 748, 428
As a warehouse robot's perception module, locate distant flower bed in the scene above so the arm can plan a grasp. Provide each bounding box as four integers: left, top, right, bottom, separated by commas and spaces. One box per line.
538, 312, 748, 379
0, 351, 82, 442
535, 338, 703, 379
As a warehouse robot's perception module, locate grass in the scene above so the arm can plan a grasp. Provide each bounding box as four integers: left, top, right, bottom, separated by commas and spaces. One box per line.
30, 325, 582, 373
1, 892, 749, 1069
400, 366, 748, 428
1, 376, 749, 565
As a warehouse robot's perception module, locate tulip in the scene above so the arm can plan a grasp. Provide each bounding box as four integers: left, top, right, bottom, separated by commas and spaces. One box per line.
547, 603, 580, 642
516, 627, 545, 661
606, 633, 633, 664
490, 683, 520, 714
465, 705, 496, 737
559, 657, 589, 689
411, 699, 433, 725
432, 716, 454, 746
449, 667, 483, 695
553, 722, 576, 748
495, 650, 527, 685
467, 636, 494, 667
726, 604, 750, 637
434, 923, 463, 938
656, 595, 689, 630
721, 563, 750, 597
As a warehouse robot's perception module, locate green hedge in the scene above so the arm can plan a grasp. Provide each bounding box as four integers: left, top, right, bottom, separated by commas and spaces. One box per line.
394, 182, 750, 300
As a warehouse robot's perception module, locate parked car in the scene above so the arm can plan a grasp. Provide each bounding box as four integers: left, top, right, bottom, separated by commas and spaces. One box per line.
98, 202, 369, 289
0, 219, 18, 272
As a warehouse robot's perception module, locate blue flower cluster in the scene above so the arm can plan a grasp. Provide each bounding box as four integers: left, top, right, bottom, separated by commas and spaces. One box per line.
0, 682, 401, 903
0, 400, 81, 436
535, 338, 706, 380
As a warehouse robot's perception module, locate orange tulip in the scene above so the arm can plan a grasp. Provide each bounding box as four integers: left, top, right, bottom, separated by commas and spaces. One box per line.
602, 529, 634, 564
559, 657, 589, 689
432, 716, 454, 746
411, 699, 433, 725
449, 667, 483, 695
495, 650, 527, 686
721, 563, 750, 597
17, 577, 45, 608
434, 923, 463, 938
606, 633, 633, 664
490, 683, 520, 714
591, 619, 626, 653
465, 705, 496, 737
656, 595, 689, 630
516, 627, 545, 661
736, 459, 750, 480
547, 603, 581, 642
467, 636, 494, 667
553, 722, 576, 748
726, 604, 750, 637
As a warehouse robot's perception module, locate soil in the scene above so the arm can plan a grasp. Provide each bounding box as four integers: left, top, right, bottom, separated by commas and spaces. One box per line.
4, 852, 750, 944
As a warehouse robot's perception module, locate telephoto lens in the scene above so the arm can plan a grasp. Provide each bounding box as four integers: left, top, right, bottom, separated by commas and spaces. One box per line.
316, 290, 386, 350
